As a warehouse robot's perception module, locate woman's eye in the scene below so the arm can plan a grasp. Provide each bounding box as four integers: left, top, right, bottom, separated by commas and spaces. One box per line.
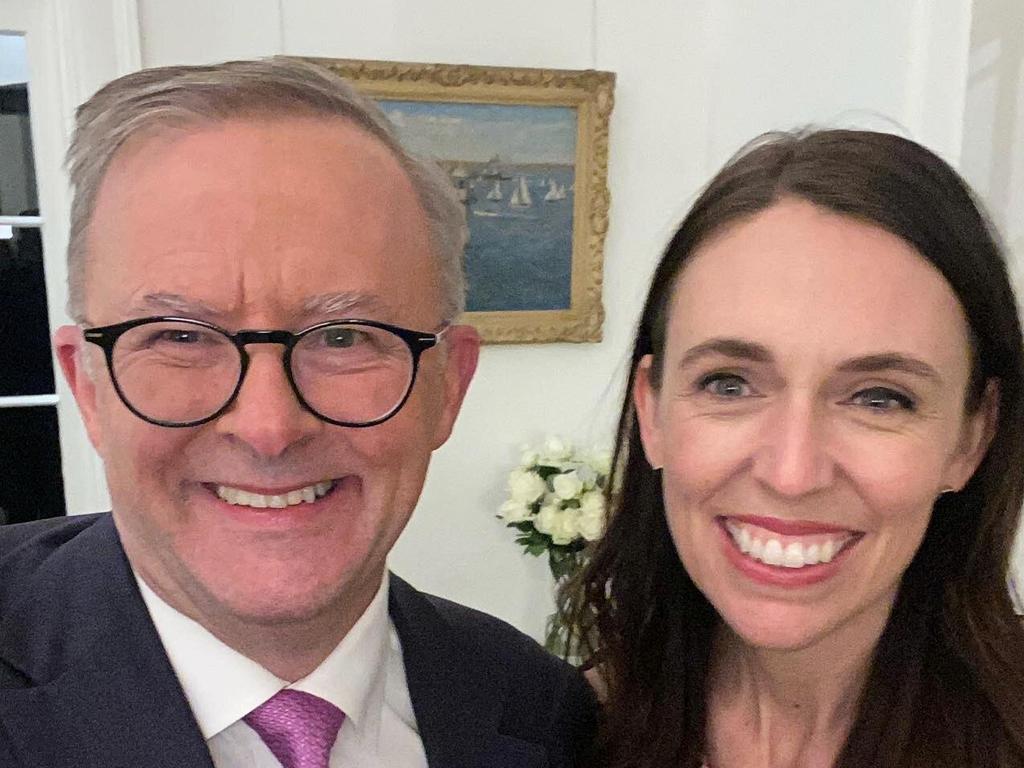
699, 373, 751, 398
850, 386, 915, 412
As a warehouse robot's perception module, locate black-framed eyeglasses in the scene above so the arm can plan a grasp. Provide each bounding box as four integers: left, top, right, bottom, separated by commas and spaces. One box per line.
82, 316, 447, 428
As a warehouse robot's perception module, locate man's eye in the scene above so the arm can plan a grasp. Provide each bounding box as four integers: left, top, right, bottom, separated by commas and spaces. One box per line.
850, 386, 915, 412
324, 328, 356, 347
699, 373, 751, 398
320, 327, 373, 349
153, 329, 205, 344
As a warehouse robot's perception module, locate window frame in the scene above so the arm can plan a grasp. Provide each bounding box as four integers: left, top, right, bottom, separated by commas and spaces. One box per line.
1, 0, 141, 514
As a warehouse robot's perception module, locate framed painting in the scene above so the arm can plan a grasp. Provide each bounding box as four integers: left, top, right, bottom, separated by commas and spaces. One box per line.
310, 57, 615, 344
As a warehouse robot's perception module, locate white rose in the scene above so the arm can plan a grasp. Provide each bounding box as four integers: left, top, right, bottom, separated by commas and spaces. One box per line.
541, 435, 573, 461
552, 508, 582, 545
552, 470, 584, 500
520, 447, 540, 467
577, 491, 605, 541
575, 464, 598, 490
535, 502, 582, 545
507, 469, 547, 504
534, 501, 562, 536
578, 508, 604, 541
588, 448, 613, 477
499, 499, 533, 523
579, 490, 605, 515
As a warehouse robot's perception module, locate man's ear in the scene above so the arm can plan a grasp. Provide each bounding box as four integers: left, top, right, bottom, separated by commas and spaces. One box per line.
943, 378, 999, 492
54, 324, 105, 454
430, 323, 480, 448
633, 355, 664, 470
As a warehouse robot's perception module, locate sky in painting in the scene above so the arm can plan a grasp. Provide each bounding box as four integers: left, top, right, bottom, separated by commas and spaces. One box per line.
381, 100, 577, 165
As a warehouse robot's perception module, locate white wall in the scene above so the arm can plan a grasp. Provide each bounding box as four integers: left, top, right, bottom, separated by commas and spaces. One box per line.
130, 0, 976, 639
961, 0, 1024, 589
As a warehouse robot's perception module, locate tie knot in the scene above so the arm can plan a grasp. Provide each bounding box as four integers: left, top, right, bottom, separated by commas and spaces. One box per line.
244, 690, 345, 768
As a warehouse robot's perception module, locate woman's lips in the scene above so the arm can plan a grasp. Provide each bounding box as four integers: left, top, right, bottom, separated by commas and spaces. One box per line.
717, 516, 862, 585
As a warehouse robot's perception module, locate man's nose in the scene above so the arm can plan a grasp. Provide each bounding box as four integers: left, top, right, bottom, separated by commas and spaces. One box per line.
214, 347, 322, 458
750, 395, 834, 497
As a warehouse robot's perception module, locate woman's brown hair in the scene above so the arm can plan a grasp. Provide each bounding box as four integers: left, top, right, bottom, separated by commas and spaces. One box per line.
562, 129, 1024, 768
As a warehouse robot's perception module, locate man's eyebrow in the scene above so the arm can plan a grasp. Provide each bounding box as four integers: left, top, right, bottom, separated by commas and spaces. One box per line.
132, 293, 228, 319
677, 337, 774, 369
300, 292, 393, 319
836, 353, 943, 385
130, 292, 393, 321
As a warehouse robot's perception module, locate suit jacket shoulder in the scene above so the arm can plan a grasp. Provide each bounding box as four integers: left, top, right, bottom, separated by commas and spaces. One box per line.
0, 514, 214, 768
390, 574, 597, 768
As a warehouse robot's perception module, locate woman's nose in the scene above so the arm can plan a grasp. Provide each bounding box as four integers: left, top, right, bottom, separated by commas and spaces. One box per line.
750, 395, 834, 497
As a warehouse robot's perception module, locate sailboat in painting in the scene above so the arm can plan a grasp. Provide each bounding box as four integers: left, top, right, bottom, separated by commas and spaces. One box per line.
509, 176, 533, 207
486, 180, 503, 201
543, 178, 567, 201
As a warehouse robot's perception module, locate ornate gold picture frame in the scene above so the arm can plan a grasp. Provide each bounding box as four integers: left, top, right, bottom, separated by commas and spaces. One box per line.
311, 57, 615, 344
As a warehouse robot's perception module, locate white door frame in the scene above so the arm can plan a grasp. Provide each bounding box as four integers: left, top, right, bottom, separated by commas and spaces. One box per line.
1, 0, 141, 514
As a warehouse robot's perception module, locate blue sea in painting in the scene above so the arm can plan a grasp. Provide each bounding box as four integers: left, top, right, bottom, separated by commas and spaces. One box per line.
462, 168, 575, 312
380, 100, 578, 313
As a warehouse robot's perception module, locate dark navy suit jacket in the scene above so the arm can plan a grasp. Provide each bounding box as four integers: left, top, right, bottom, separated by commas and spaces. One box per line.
0, 514, 596, 767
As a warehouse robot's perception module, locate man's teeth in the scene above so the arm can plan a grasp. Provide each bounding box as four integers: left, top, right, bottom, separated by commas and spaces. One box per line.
726, 521, 848, 568
215, 481, 334, 509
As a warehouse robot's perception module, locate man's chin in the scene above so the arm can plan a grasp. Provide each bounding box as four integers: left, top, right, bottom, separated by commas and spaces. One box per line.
203, 577, 359, 627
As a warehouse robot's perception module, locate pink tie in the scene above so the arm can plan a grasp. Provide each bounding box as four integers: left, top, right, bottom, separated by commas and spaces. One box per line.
243, 690, 345, 768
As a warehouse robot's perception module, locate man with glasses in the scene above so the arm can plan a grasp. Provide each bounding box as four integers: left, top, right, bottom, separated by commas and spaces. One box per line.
0, 58, 595, 767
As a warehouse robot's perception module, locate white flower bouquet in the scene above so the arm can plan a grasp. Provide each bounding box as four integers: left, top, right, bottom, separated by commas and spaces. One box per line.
498, 436, 611, 581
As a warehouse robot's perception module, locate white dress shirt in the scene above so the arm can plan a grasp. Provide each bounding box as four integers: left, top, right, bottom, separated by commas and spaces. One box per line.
136, 573, 428, 768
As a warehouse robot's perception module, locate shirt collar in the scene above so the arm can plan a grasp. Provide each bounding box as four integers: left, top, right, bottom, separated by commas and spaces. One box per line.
135, 571, 390, 740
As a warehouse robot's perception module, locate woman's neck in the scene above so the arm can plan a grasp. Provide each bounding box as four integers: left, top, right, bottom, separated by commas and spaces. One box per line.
706, 607, 889, 768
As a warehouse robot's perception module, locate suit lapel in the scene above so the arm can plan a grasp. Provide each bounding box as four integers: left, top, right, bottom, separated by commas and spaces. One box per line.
388, 574, 549, 768
0, 515, 214, 768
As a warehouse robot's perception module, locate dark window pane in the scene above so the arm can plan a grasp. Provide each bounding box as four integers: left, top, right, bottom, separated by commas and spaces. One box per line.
0, 82, 38, 217
0, 225, 56, 396
0, 405, 65, 524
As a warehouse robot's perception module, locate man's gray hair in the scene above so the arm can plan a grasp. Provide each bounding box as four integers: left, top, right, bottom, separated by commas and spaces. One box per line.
65, 56, 467, 322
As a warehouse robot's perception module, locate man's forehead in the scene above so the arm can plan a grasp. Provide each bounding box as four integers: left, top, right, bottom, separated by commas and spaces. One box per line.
82, 114, 439, 327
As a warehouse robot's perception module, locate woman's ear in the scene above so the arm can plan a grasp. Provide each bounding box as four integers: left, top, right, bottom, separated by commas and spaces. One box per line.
633, 355, 664, 471
944, 378, 999, 492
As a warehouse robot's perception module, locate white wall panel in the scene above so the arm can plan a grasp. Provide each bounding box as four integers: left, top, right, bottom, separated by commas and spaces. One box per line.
960, 0, 1024, 589
138, 0, 282, 65
281, 0, 595, 69
703, 0, 917, 169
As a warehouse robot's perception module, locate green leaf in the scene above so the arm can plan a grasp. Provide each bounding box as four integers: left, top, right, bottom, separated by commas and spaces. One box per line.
526, 542, 548, 557
535, 465, 562, 481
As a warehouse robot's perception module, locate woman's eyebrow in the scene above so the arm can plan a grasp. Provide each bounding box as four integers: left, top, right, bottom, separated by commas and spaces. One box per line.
677, 337, 774, 368
676, 342, 944, 386
836, 353, 943, 385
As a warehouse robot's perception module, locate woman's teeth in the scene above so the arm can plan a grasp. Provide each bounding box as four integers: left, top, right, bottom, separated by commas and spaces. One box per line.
725, 520, 853, 568
215, 481, 334, 509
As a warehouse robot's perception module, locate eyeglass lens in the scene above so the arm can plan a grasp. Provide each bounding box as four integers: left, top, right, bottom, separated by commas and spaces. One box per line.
108, 320, 417, 425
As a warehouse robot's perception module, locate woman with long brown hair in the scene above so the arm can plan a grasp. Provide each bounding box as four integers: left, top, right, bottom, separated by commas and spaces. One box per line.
563, 129, 1024, 767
